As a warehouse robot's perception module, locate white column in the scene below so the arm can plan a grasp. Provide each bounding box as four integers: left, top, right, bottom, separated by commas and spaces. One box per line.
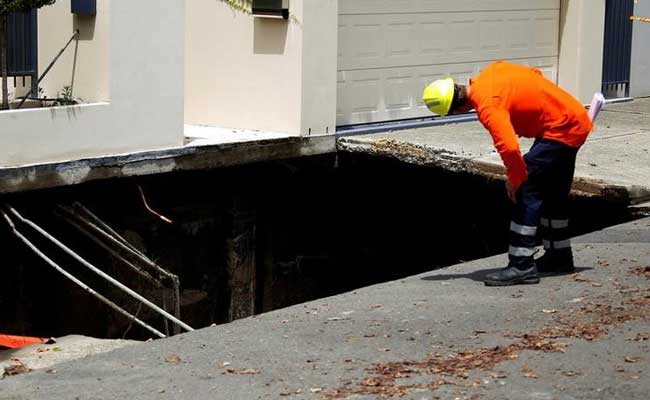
558, 0, 606, 103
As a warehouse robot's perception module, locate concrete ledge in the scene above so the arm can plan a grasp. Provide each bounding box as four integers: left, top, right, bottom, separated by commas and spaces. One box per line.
337, 136, 650, 205
337, 98, 650, 206
0, 135, 336, 194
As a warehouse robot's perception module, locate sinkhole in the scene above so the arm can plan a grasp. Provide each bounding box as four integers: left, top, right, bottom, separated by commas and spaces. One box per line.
0, 154, 642, 341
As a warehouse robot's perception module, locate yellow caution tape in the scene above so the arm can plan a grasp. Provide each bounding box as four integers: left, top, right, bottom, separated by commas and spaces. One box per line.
630, 16, 650, 23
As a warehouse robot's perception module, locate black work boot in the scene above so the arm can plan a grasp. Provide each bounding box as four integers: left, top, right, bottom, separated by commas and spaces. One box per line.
536, 250, 575, 276
484, 265, 540, 286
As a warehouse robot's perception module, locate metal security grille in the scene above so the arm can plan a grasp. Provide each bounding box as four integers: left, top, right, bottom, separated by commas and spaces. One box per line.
6, 10, 38, 83
602, 0, 634, 97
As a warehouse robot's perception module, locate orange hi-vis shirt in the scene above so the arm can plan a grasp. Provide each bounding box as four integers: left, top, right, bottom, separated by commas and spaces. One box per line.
468, 61, 593, 190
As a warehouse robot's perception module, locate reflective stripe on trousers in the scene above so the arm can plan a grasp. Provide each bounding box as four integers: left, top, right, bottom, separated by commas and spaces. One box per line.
540, 218, 569, 229
509, 138, 579, 268
543, 239, 571, 250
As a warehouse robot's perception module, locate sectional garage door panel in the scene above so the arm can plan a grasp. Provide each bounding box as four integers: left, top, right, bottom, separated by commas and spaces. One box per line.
339, 0, 560, 14
338, 10, 559, 71
337, 57, 558, 125
337, 1, 561, 126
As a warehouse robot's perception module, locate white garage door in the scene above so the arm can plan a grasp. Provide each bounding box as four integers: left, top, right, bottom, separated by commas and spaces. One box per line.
337, 0, 561, 126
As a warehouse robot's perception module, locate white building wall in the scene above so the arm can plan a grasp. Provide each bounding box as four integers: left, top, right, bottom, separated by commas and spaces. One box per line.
300, 0, 337, 136
185, 0, 304, 135
557, 0, 606, 103
185, 0, 337, 136
0, 0, 184, 168
631, 0, 650, 97
38, 0, 111, 103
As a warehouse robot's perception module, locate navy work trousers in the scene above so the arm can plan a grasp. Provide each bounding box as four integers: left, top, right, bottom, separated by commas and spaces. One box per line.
508, 138, 579, 269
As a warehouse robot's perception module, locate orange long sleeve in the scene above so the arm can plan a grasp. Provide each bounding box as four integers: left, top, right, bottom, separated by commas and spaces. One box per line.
476, 105, 528, 189
468, 61, 593, 190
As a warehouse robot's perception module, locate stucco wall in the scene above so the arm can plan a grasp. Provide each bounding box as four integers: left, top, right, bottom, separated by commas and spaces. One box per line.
185, 0, 303, 134
631, 0, 650, 97
38, 0, 110, 103
558, 0, 606, 103
185, 0, 337, 136
0, 0, 184, 167
300, 0, 337, 136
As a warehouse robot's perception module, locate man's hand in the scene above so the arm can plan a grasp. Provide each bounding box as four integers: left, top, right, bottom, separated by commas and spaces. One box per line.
506, 180, 517, 204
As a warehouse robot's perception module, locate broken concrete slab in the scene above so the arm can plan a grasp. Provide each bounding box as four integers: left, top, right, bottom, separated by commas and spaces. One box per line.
0, 135, 335, 194
0, 335, 138, 377
338, 98, 650, 205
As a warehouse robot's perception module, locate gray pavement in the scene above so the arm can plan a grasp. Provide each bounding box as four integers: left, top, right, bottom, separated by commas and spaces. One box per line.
338, 98, 650, 205
1, 218, 649, 400
0, 336, 138, 374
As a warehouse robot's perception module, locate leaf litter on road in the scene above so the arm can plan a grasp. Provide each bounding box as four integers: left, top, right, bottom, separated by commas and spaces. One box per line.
3, 360, 31, 377
322, 281, 650, 399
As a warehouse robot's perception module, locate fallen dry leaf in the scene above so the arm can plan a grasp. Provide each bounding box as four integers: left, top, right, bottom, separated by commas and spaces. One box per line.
223, 368, 260, 375
629, 266, 650, 279
542, 309, 558, 314
239, 368, 260, 375
624, 356, 641, 363
361, 378, 381, 387
521, 365, 538, 379
3, 361, 31, 376
310, 387, 323, 393
627, 333, 650, 342
165, 355, 181, 365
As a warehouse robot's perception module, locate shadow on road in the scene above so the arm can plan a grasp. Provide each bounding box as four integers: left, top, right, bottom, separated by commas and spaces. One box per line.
420, 266, 593, 283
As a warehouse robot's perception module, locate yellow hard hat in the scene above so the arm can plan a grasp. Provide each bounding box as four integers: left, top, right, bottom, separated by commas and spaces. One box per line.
422, 78, 455, 116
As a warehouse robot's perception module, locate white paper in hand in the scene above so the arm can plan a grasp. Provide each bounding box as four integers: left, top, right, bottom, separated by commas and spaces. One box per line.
588, 92, 605, 122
